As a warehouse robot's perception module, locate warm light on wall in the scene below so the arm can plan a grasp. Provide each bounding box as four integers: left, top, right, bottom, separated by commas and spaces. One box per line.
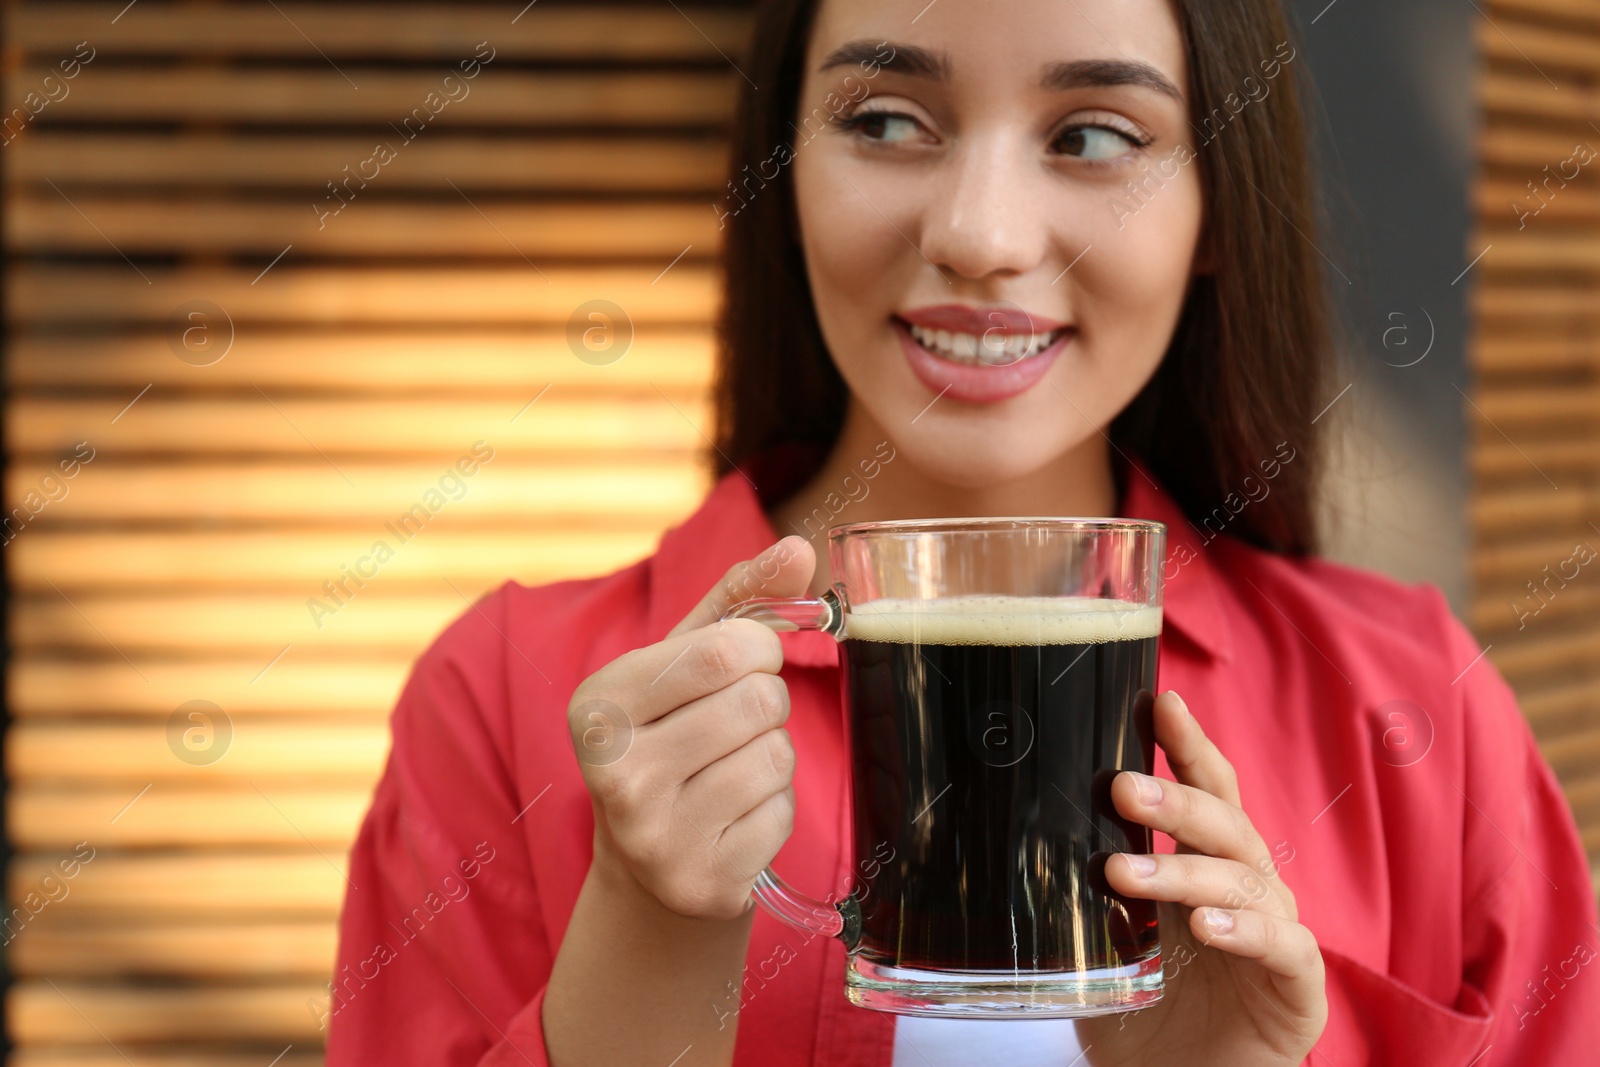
2, 1, 749, 1060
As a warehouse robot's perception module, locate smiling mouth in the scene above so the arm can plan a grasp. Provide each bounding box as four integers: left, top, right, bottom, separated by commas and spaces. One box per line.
899, 318, 1072, 367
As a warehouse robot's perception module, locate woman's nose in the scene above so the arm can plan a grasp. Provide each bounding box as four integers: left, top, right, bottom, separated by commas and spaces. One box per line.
918, 139, 1052, 281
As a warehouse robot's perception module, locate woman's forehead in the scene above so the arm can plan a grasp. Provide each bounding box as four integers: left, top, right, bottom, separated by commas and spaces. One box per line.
804, 0, 1190, 91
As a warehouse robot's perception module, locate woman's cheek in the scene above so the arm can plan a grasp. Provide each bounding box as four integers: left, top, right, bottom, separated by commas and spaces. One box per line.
794, 156, 910, 367
1033, 177, 1200, 431
1081, 176, 1204, 336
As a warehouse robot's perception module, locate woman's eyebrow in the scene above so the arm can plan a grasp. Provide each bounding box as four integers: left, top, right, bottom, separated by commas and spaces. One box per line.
818, 40, 1183, 104
1042, 58, 1184, 102
819, 39, 947, 79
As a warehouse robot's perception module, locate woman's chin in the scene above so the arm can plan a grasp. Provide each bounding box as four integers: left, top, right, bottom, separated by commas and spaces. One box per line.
892, 433, 1071, 495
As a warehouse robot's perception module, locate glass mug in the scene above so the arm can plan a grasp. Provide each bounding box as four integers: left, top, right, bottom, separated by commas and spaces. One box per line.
720, 517, 1166, 1018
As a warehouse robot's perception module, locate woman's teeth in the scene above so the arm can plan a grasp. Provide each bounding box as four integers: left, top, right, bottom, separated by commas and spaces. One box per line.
907, 322, 1066, 366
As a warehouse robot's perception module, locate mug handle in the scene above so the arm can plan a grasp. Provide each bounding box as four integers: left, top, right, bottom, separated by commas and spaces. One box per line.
719, 588, 862, 950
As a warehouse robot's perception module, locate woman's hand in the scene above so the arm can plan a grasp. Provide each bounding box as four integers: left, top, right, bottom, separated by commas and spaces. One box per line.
565, 535, 814, 921
1076, 690, 1328, 1066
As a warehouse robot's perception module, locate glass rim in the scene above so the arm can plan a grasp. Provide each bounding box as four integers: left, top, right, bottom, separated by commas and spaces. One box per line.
827, 516, 1165, 540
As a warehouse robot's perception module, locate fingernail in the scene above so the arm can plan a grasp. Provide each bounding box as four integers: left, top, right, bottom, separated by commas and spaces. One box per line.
1201, 907, 1234, 935
1131, 772, 1163, 806
1124, 853, 1157, 878
1171, 690, 1191, 722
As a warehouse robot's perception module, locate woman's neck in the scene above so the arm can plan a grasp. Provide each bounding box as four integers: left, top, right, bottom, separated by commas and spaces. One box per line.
765, 407, 1119, 600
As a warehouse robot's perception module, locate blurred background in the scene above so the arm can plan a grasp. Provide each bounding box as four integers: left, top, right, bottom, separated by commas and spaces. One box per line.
1, 0, 1596, 1063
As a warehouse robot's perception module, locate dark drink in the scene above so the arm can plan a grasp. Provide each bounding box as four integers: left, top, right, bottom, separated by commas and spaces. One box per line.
842, 595, 1161, 974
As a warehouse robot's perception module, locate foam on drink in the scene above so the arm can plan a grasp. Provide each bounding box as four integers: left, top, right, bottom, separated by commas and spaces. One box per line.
845, 594, 1162, 646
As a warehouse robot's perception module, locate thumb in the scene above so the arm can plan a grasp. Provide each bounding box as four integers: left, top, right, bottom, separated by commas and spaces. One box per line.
667, 535, 817, 638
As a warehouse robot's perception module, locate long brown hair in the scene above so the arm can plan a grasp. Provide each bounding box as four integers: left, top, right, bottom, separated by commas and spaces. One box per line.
711, 0, 1333, 556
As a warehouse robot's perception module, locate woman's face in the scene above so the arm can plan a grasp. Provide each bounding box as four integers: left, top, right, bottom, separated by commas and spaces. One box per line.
792, 0, 1205, 489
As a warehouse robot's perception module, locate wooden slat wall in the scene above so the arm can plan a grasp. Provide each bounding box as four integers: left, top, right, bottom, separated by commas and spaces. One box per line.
2, 1, 749, 1061
1471, 0, 1600, 881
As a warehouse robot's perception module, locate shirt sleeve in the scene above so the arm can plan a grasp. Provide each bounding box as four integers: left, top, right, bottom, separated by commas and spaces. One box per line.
325, 585, 559, 1066
1316, 594, 1600, 1065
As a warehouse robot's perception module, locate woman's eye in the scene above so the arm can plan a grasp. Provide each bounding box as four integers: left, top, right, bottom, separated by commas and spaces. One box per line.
1056, 124, 1144, 161
841, 111, 924, 144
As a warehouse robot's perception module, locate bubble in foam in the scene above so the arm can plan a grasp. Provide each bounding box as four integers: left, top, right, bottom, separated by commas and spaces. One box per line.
844, 594, 1161, 646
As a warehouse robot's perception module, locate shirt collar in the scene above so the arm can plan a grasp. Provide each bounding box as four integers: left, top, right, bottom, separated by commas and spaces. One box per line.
1118, 452, 1237, 665
648, 446, 1234, 669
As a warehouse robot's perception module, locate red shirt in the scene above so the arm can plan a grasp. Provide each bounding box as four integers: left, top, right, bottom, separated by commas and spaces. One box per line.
326, 449, 1600, 1065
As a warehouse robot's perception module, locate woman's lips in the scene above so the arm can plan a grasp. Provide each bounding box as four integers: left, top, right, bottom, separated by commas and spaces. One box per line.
899, 304, 1069, 335
893, 317, 1070, 405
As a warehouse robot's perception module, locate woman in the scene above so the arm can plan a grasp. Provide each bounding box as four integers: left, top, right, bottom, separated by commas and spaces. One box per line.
326, 0, 1600, 1063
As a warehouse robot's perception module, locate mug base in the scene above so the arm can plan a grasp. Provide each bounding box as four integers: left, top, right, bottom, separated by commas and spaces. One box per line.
845, 953, 1164, 1019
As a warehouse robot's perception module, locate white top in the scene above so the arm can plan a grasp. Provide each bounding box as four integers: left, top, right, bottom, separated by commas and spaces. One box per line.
892, 1016, 1085, 1066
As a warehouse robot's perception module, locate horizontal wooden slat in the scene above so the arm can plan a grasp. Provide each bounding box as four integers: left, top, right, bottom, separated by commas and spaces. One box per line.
1491, 0, 1600, 31
1489, 623, 1600, 678
6, 133, 728, 192
7, 265, 715, 326
9, 981, 326, 1044
10, 3, 750, 59
1472, 383, 1600, 424
1474, 438, 1600, 479
1518, 674, 1600, 729
1563, 763, 1600, 798
1478, 286, 1600, 319
8, 196, 721, 258
9, 530, 669, 590
7, 397, 709, 455
1470, 232, 1600, 273
1474, 334, 1600, 374
1542, 735, 1600, 783
13, 1054, 323, 1067
1481, 68, 1600, 124
2, 461, 705, 523
1481, 124, 1600, 168
11, 786, 371, 848
9, 852, 346, 917
5, 67, 738, 126
1477, 182, 1600, 226
12, 591, 509, 654
9, 917, 335, 978
1476, 575, 1600, 623
5, 330, 713, 392
1478, 13, 1600, 75
1472, 486, 1597, 535
8, 659, 412, 718
1474, 531, 1600, 582
1473, 583, 1600, 635
7, 722, 388, 783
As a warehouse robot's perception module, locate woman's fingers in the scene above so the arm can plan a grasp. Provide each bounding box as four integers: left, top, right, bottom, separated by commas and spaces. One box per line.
666, 535, 814, 638
566, 536, 816, 921
1105, 851, 1289, 917
717, 785, 797, 884
1188, 905, 1327, 1018
609, 732, 795, 918
575, 617, 783, 732
1153, 689, 1241, 806
573, 533, 806, 742
1109, 695, 1327, 1050
678, 727, 796, 837
1112, 769, 1277, 876
641, 671, 791, 784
